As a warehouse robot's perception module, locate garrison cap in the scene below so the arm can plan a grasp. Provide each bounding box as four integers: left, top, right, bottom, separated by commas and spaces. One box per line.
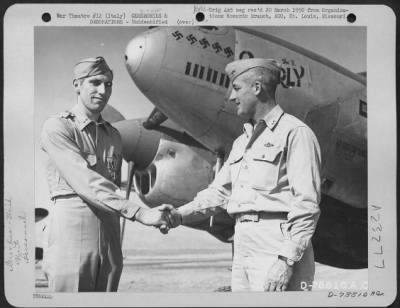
73, 56, 113, 81
225, 58, 281, 83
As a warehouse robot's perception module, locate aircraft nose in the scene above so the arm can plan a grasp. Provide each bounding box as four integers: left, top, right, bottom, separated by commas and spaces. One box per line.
125, 29, 165, 93
124, 35, 145, 77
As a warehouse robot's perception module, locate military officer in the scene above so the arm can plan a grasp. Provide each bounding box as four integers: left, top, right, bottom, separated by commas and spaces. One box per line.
41, 56, 171, 292
163, 58, 322, 292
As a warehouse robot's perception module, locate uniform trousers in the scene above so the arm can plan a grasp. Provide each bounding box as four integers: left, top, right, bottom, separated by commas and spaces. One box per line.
42, 197, 123, 292
231, 212, 315, 292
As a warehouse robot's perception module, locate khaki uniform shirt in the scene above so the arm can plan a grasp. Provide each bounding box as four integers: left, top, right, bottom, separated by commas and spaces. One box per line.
41, 105, 140, 219
179, 105, 321, 262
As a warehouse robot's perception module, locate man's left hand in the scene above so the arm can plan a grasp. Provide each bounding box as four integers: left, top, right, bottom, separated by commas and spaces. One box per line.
264, 257, 294, 292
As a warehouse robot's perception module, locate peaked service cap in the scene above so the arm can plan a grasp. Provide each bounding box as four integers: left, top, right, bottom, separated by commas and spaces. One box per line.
73, 56, 113, 81
225, 58, 281, 83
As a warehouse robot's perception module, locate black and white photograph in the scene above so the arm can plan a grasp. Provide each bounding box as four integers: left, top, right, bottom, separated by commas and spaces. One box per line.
3, 4, 397, 307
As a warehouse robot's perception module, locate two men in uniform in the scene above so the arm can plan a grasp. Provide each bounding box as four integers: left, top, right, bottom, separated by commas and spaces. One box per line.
41, 56, 321, 292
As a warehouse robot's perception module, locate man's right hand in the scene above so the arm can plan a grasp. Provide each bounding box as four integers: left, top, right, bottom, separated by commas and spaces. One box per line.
133, 205, 182, 233
133, 207, 170, 227
158, 204, 182, 227
156, 204, 182, 234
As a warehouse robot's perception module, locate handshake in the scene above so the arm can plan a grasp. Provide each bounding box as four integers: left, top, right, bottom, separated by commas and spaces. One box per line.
133, 204, 183, 234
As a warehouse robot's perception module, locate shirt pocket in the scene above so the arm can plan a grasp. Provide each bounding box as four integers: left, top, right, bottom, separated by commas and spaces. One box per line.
250, 144, 284, 191
82, 152, 97, 169
229, 153, 244, 183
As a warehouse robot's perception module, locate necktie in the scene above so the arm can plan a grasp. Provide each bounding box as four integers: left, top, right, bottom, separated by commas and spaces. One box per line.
245, 120, 267, 150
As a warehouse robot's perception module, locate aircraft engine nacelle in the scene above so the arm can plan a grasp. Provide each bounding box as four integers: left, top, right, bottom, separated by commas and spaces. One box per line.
134, 139, 215, 207
113, 118, 217, 208
114, 117, 235, 242
114, 118, 235, 242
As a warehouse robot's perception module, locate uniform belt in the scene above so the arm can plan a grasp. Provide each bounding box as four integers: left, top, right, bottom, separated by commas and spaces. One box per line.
235, 211, 287, 223
52, 194, 79, 200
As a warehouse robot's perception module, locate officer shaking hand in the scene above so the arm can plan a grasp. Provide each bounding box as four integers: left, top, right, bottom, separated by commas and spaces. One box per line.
158, 58, 321, 292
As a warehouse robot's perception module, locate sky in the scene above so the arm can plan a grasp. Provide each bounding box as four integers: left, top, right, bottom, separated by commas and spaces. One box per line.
34, 26, 366, 250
